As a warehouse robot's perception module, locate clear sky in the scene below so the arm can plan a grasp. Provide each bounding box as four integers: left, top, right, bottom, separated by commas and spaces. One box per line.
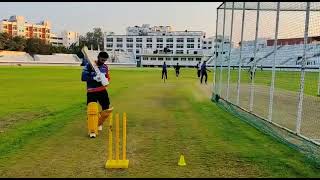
0, 2, 221, 36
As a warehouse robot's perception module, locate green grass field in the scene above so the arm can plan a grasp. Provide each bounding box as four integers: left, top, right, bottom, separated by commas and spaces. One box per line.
0, 66, 319, 177
215, 68, 319, 97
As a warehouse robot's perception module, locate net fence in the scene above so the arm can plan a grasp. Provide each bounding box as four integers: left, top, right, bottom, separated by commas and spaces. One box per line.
212, 2, 320, 166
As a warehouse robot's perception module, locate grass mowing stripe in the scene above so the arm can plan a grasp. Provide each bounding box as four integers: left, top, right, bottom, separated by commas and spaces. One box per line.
0, 103, 85, 159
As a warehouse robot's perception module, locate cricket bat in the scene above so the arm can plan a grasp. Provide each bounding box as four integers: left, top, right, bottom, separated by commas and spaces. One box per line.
81, 46, 109, 86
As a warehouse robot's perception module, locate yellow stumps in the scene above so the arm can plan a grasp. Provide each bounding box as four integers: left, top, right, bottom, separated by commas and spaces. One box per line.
105, 112, 129, 169
123, 112, 127, 160
115, 113, 120, 160
108, 113, 113, 160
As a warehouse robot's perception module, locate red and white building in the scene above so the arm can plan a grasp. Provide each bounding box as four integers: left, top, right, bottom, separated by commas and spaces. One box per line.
0, 15, 79, 47
0, 15, 51, 43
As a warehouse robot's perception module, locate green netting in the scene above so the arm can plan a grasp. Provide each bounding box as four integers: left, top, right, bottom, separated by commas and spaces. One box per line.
211, 93, 320, 168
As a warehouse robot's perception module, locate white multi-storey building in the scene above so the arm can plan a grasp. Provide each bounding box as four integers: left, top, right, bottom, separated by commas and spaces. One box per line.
61, 30, 79, 47
104, 24, 232, 67
50, 33, 63, 46
50, 30, 79, 47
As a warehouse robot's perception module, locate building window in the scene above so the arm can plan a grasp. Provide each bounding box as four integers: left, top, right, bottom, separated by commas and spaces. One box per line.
158, 57, 163, 61
208, 41, 212, 44
181, 58, 186, 61
166, 38, 173, 42
136, 49, 140, 53
173, 57, 178, 61
127, 49, 133, 52
126, 44, 133, 48
107, 38, 113, 42
157, 38, 163, 42
208, 47, 212, 49
177, 38, 184, 42
126, 38, 133, 42
116, 38, 123, 42
136, 44, 142, 48
188, 58, 194, 61
151, 57, 156, 60
166, 44, 173, 48
166, 57, 171, 61
187, 44, 194, 48
3, 25, 7, 29
147, 38, 152, 42
106, 43, 113, 48
198, 38, 200, 42
203, 41, 207, 44
143, 57, 148, 60
198, 44, 200, 48
203, 47, 207, 49
187, 38, 194, 42
116, 44, 123, 48
136, 38, 142, 42
157, 44, 163, 48
176, 50, 184, 54
146, 44, 152, 48
196, 58, 202, 61
176, 44, 184, 48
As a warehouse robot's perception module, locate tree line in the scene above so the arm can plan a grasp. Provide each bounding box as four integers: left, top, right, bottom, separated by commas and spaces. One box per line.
0, 27, 105, 59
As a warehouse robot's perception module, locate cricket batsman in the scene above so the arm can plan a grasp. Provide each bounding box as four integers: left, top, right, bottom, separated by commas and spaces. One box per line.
81, 51, 113, 138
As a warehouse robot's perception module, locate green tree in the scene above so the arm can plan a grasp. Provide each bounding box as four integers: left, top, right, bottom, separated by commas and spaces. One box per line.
50, 45, 71, 54
83, 27, 104, 50
25, 38, 46, 56
12, 36, 26, 51
0, 33, 11, 50
69, 42, 83, 58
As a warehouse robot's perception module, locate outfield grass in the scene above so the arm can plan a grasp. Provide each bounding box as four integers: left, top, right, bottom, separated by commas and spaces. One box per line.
0, 66, 319, 177
215, 68, 319, 96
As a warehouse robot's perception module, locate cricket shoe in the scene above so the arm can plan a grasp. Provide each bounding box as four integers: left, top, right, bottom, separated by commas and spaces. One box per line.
89, 133, 96, 138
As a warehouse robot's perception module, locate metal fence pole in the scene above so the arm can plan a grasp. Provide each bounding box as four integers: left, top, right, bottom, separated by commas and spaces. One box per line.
249, 2, 260, 112
226, 2, 235, 101
318, 66, 320, 96
268, 2, 280, 122
236, 2, 246, 105
296, 2, 310, 135
213, 9, 219, 95
218, 2, 227, 96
